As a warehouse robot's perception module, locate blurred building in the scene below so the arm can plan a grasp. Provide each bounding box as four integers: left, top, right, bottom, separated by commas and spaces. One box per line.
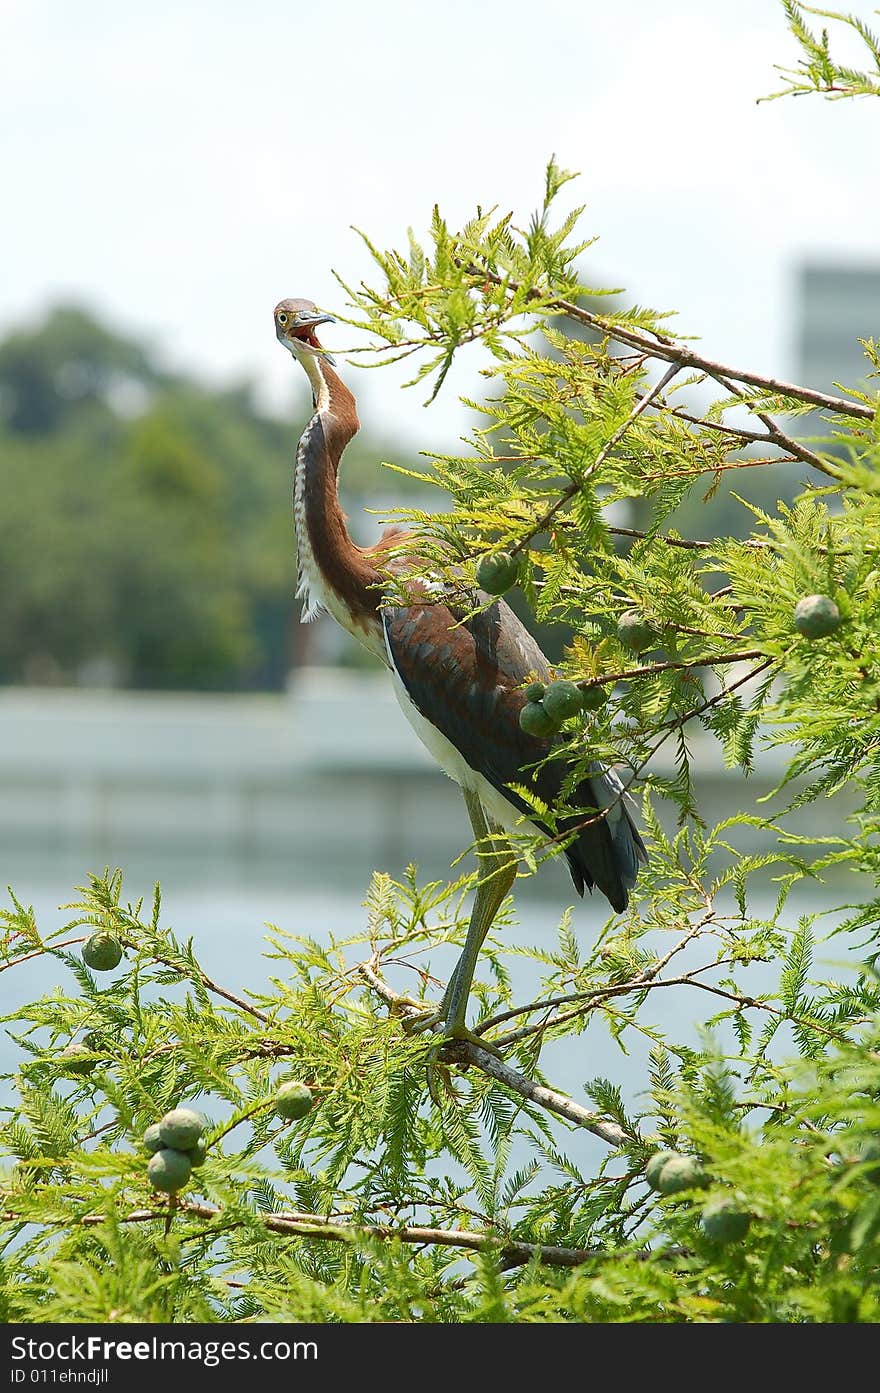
796, 263, 880, 393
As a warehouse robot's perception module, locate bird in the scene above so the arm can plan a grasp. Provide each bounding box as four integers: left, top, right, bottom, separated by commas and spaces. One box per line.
274, 296, 647, 1045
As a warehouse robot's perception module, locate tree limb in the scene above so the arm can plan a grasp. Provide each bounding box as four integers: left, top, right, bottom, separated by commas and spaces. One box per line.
469, 263, 874, 421
577, 649, 766, 693
0, 1200, 633, 1273
357, 961, 636, 1147
508, 361, 681, 560
711, 372, 840, 480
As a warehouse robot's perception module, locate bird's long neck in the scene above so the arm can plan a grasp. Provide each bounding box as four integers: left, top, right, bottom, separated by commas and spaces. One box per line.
293, 353, 384, 633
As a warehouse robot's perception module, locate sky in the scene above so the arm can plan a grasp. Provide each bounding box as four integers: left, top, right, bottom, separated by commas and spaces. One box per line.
2, 0, 879, 451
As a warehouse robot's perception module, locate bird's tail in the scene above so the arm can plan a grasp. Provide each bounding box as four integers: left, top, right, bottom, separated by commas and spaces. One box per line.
561, 765, 648, 913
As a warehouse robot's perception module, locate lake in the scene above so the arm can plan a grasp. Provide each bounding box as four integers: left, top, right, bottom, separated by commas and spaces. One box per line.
0, 679, 863, 1169
2, 840, 855, 1176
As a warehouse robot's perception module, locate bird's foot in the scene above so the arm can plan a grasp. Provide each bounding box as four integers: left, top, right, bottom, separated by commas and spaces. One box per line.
439, 1024, 504, 1060
411, 1020, 505, 1105
404, 1010, 504, 1060
403, 1007, 444, 1038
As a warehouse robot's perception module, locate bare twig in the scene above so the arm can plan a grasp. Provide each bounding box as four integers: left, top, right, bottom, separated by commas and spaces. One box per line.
585, 362, 683, 474
143, 949, 270, 1025
0, 937, 87, 973
446, 1040, 636, 1145
490, 967, 852, 1051
712, 373, 840, 481
577, 649, 766, 694
357, 962, 636, 1147
508, 362, 681, 560
469, 896, 852, 1053
645, 396, 786, 446
1, 926, 269, 1027
359, 957, 426, 1014
603, 525, 777, 554
468, 264, 874, 421
0, 1200, 621, 1272
476, 915, 714, 1039
650, 655, 776, 740
640, 455, 798, 481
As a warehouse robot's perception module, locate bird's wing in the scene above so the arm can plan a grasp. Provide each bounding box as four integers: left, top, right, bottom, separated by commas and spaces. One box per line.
383, 593, 549, 806
382, 594, 645, 910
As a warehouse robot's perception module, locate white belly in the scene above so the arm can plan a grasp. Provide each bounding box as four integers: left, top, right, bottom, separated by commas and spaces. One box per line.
387, 665, 543, 840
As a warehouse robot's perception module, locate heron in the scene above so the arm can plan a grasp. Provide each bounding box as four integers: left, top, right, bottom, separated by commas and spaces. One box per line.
275, 296, 647, 1047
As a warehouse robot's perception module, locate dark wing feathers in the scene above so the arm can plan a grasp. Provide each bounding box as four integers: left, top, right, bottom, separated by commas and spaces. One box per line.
383, 595, 646, 912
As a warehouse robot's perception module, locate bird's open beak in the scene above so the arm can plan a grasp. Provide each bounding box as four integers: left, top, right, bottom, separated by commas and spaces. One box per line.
299, 313, 336, 365
279, 311, 337, 366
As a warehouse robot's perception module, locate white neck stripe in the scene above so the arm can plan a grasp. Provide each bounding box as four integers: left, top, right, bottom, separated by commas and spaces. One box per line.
300, 350, 330, 413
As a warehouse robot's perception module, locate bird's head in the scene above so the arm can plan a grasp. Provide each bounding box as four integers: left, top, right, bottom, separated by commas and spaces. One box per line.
274, 298, 336, 365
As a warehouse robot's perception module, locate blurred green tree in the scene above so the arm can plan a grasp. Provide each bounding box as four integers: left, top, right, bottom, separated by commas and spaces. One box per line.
0, 308, 413, 688
0, 304, 162, 435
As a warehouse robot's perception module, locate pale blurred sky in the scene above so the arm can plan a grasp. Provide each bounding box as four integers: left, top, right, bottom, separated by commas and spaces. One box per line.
2, 0, 878, 450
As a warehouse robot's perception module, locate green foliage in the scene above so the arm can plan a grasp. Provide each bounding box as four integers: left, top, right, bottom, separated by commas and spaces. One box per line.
3, 2, 880, 1323
2, 863, 879, 1323
766, 3, 880, 100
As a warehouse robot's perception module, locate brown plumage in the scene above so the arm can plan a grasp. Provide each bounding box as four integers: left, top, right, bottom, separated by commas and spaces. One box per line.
275, 297, 646, 1035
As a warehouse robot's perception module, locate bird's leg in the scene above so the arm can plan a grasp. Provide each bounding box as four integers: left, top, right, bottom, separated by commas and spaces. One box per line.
443, 789, 517, 1039
409, 788, 516, 1051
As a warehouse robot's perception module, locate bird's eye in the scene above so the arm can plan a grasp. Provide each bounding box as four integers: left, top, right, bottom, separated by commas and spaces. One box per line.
277, 312, 288, 325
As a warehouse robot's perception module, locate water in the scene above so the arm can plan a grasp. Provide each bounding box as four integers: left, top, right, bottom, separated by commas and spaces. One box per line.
0, 680, 868, 1246
2, 846, 856, 1174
